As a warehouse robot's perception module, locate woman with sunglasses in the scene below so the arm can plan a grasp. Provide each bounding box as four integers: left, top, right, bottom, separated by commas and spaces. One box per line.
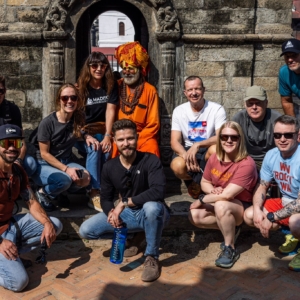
189, 121, 258, 269
76, 52, 118, 211
31, 83, 95, 212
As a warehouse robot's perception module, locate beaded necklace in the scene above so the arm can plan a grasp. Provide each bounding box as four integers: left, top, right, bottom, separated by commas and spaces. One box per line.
120, 77, 145, 115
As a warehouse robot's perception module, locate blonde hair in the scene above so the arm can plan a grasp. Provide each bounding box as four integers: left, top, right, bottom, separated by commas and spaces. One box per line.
216, 121, 248, 162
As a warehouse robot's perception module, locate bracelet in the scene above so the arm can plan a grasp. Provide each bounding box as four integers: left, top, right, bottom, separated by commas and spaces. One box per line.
199, 194, 206, 205
64, 166, 68, 172
105, 133, 111, 137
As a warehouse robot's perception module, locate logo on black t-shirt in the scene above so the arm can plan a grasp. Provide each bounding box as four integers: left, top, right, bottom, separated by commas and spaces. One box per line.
86, 96, 109, 105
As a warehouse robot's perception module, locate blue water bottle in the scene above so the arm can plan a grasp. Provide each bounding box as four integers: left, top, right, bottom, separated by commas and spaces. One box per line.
110, 223, 128, 264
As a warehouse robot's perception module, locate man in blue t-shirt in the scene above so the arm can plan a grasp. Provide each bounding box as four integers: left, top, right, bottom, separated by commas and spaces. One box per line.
278, 39, 300, 118
244, 115, 300, 271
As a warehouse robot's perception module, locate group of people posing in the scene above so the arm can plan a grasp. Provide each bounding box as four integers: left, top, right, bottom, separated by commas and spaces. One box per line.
1, 38, 300, 292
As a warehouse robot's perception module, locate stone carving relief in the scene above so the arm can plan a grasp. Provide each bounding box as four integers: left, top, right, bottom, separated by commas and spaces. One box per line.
44, 0, 179, 33
149, 0, 179, 32
44, 0, 77, 32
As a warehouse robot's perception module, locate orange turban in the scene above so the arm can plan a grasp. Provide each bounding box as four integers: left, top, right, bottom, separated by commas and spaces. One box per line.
115, 42, 150, 76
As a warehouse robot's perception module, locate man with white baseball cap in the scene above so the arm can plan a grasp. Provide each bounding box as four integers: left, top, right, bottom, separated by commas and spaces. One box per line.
232, 85, 281, 169
278, 39, 300, 118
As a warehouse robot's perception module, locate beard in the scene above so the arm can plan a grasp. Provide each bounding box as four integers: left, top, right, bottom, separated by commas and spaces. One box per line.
123, 69, 141, 86
118, 145, 136, 159
0, 150, 19, 164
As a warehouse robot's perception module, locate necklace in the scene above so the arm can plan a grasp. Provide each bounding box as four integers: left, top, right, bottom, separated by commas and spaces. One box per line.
120, 77, 145, 115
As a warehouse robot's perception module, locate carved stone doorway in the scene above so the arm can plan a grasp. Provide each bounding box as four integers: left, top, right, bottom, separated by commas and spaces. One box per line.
75, 0, 149, 78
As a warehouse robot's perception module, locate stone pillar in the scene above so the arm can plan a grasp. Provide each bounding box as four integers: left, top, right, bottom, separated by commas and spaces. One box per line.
43, 32, 68, 117
156, 32, 180, 165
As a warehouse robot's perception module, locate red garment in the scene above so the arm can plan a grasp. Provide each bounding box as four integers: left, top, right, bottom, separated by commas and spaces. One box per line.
264, 198, 289, 226
203, 154, 258, 202
0, 164, 29, 235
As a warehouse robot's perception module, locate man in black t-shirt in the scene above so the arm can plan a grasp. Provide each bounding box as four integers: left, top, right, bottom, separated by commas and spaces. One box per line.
79, 119, 169, 282
0, 75, 36, 177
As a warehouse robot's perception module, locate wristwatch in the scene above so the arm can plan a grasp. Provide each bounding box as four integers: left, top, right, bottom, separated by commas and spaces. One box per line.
267, 212, 276, 223
0, 236, 3, 245
122, 197, 129, 208
199, 194, 206, 205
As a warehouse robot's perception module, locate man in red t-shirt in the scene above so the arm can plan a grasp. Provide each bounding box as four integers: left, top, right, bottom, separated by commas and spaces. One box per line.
0, 124, 62, 292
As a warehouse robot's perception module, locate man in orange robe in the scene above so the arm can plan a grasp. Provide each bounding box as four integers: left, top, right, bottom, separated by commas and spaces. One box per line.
112, 42, 160, 158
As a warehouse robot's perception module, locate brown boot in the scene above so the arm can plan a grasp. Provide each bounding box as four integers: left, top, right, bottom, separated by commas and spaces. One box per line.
141, 256, 160, 282
124, 231, 146, 257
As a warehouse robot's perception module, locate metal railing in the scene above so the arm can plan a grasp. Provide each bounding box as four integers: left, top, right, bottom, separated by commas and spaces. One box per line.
106, 54, 120, 72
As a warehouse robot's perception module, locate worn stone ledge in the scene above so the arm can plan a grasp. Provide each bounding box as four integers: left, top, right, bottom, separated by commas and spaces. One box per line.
182, 34, 291, 44
0, 32, 42, 42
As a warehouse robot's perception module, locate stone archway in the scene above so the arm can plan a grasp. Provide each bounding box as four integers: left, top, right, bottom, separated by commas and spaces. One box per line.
42, 0, 181, 165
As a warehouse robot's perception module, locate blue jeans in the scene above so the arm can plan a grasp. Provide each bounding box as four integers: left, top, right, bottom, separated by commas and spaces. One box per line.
22, 155, 37, 177
0, 213, 63, 292
74, 134, 109, 190
79, 201, 170, 258
31, 159, 87, 199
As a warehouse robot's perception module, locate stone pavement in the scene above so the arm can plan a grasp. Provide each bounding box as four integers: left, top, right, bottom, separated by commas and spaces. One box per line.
1, 228, 300, 300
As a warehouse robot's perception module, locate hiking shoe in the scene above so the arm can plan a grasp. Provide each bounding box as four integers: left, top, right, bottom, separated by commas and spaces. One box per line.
88, 193, 103, 212
289, 250, 300, 272
188, 181, 201, 199
124, 232, 146, 257
215, 245, 240, 268
279, 234, 300, 256
36, 191, 56, 212
141, 256, 160, 282
220, 225, 242, 251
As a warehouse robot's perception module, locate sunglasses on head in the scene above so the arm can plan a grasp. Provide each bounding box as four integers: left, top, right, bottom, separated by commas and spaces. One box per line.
0, 139, 23, 149
220, 134, 240, 142
273, 132, 297, 139
89, 63, 108, 70
60, 95, 78, 102
0, 88, 5, 95
125, 169, 132, 188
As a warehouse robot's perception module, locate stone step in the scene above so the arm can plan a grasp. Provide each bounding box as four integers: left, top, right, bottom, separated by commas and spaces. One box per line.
18, 193, 198, 240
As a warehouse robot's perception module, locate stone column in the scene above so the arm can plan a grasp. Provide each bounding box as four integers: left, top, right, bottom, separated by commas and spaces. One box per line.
43, 32, 68, 117
156, 32, 180, 165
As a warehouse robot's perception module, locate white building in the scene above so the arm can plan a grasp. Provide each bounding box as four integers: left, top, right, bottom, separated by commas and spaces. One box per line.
98, 11, 135, 48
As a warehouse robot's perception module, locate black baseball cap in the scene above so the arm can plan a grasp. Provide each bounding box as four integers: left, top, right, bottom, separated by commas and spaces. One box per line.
0, 124, 24, 140
280, 39, 300, 57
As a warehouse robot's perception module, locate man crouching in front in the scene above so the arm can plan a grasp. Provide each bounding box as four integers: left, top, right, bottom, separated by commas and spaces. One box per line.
0, 124, 62, 292
79, 119, 169, 282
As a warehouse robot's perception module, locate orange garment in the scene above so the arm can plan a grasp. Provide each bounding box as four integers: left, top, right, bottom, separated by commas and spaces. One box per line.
112, 79, 160, 158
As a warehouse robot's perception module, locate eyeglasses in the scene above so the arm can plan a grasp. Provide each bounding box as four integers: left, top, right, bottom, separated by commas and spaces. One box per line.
125, 169, 132, 188
0, 88, 5, 95
245, 101, 265, 107
89, 63, 108, 70
273, 132, 297, 139
220, 134, 240, 142
60, 95, 78, 102
0, 139, 23, 149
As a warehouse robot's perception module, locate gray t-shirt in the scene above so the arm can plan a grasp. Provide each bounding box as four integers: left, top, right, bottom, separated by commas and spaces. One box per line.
36, 112, 77, 160
232, 108, 281, 162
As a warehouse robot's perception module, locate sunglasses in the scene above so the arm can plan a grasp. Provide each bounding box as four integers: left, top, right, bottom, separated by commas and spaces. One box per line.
125, 170, 132, 188
89, 63, 108, 70
0, 88, 5, 95
220, 134, 240, 142
60, 95, 78, 102
273, 132, 297, 139
0, 139, 23, 149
